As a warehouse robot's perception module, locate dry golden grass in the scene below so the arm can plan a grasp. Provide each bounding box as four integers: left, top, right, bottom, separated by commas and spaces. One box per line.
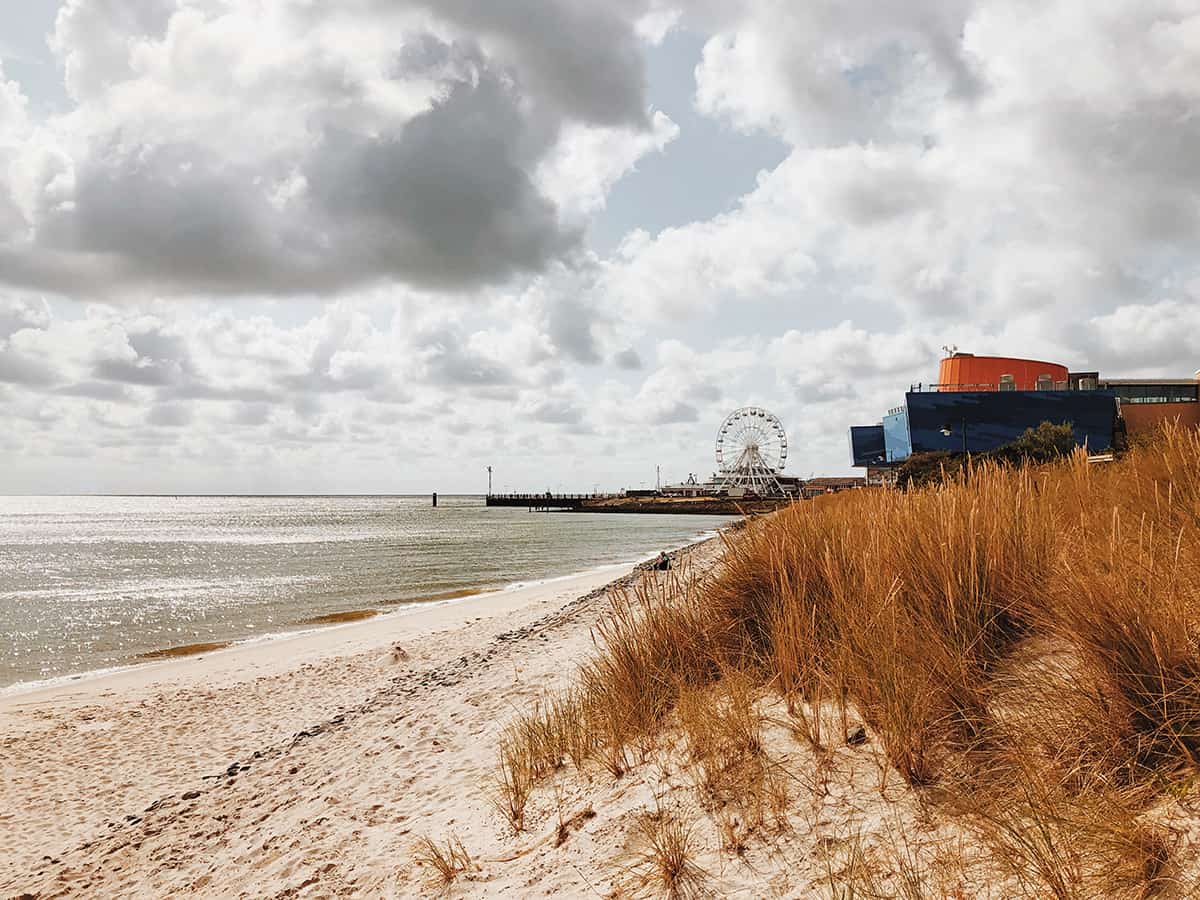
499, 422, 1200, 894
491, 740, 536, 833
969, 757, 1179, 900
412, 833, 474, 888
626, 807, 708, 899
675, 672, 791, 838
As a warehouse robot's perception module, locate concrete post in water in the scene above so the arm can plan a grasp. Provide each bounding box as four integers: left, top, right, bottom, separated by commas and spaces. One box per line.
432, 492, 438, 507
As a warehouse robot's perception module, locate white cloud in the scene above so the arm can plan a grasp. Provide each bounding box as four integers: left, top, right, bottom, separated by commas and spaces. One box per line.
537, 111, 680, 221
768, 322, 936, 392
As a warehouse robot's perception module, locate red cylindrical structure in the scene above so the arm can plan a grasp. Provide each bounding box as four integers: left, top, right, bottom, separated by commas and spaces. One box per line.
937, 354, 1068, 392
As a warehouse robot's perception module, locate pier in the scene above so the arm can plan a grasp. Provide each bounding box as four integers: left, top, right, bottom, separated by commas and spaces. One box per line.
485, 493, 608, 511
485, 493, 790, 515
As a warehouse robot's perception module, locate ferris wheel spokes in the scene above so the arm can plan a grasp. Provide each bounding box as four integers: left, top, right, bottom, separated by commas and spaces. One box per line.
714, 406, 789, 497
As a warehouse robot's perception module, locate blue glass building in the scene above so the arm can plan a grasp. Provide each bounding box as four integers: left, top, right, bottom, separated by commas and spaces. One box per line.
850, 390, 1119, 467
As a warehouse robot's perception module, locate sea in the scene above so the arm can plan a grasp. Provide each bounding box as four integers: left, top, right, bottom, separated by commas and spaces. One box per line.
0, 495, 729, 691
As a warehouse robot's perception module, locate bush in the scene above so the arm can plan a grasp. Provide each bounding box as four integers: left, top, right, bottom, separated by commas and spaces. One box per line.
897, 421, 1078, 489
992, 421, 1078, 465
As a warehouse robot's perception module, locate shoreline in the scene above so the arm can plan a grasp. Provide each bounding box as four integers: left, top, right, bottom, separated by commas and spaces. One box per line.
0, 535, 722, 894
0, 528, 722, 702
0, 562, 628, 712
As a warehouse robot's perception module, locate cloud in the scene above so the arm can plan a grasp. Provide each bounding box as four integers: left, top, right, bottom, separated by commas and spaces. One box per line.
653, 400, 699, 424
51, 0, 177, 102
598, 0, 1200, 335
1084, 300, 1200, 376
768, 322, 937, 393
693, 0, 979, 145
537, 111, 679, 221
542, 296, 605, 365
399, 0, 652, 128
93, 357, 180, 386
0, 346, 57, 385
0, 296, 50, 338
613, 348, 643, 370
0, 63, 32, 241
527, 397, 584, 425
231, 402, 272, 427
0, 0, 665, 298
57, 380, 133, 402
146, 402, 191, 427
420, 324, 520, 388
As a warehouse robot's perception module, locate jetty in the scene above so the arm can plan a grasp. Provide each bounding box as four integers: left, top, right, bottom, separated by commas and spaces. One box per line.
485, 493, 789, 515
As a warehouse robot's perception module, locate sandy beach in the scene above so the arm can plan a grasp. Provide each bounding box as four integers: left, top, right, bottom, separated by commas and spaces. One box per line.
0, 543, 717, 897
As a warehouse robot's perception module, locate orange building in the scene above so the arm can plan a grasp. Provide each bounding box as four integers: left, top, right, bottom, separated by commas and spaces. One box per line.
937, 353, 1069, 392
1120, 401, 1200, 434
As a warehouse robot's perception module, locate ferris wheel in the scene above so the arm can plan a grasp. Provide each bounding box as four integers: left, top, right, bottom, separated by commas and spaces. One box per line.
715, 407, 788, 496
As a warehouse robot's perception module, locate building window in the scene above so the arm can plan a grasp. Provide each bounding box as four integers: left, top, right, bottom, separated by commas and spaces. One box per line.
1112, 384, 1199, 404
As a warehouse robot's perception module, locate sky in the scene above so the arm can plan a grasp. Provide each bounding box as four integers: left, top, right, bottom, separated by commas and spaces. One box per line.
2, 1, 1200, 494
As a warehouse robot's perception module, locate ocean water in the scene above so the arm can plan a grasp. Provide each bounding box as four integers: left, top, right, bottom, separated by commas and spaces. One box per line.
0, 495, 730, 690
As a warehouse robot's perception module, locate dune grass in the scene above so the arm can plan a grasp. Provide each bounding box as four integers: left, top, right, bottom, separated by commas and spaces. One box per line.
497, 423, 1200, 894
412, 833, 474, 888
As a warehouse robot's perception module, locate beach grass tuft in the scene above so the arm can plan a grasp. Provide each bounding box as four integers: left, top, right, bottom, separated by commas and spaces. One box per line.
412, 833, 474, 887
627, 807, 707, 900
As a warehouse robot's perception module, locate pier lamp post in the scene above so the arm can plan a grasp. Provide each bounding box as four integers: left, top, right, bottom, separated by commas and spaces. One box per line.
940, 418, 968, 454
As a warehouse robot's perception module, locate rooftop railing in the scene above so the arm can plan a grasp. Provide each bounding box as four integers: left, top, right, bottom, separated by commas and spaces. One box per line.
908, 382, 1071, 393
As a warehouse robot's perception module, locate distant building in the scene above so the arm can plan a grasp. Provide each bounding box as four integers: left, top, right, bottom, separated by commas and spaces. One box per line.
801, 477, 866, 498
849, 352, 1200, 470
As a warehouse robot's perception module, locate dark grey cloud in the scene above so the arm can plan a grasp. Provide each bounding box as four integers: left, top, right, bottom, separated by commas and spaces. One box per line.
171, 382, 279, 403
337, 0, 650, 127
292, 394, 323, 421
655, 400, 699, 424
530, 398, 584, 425
421, 0, 649, 128
305, 73, 576, 291
89, 321, 197, 388
39, 139, 304, 294
1036, 96, 1200, 248
543, 296, 603, 364
146, 402, 191, 427
231, 402, 271, 427
93, 357, 180, 386
18, 58, 582, 297
127, 328, 190, 363
613, 348, 643, 370
57, 380, 133, 402
0, 347, 56, 385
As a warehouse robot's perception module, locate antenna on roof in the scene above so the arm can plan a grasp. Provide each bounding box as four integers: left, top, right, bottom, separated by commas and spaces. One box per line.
942, 344, 959, 357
